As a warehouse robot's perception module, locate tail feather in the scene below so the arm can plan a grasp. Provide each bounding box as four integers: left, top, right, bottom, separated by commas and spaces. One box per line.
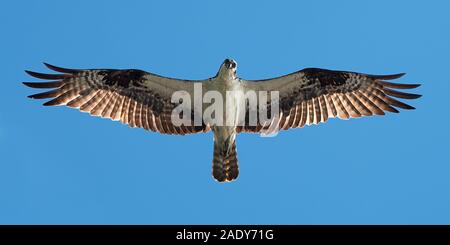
212, 140, 239, 182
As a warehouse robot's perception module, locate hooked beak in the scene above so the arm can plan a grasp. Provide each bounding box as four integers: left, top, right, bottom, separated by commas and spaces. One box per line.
224, 59, 236, 69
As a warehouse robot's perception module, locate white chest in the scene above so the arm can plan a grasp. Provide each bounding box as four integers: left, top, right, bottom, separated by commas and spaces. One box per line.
203, 78, 243, 127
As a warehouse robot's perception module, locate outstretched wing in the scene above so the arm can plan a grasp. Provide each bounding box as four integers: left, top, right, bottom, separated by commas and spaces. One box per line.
239, 68, 421, 133
24, 63, 210, 135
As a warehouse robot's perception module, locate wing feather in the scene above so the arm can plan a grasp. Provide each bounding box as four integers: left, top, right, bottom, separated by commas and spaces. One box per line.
380, 81, 420, 89
286, 107, 297, 129
354, 91, 385, 115
81, 90, 106, 112
319, 95, 328, 122
293, 104, 302, 127
299, 101, 307, 128
333, 94, 350, 119
307, 100, 314, 125
342, 94, 361, 118
67, 89, 96, 108
325, 95, 337, 118
134, 102, 143, 128
91, 91, 112, 116
382, 87, 422, 100
110, 95, 125, 120
28, 89, 65, 99
129, 100, 138, 127
347, 92, 372, 116
23, 81, 64, 89
101, 92, 118, 118
313, 97, 322, 124
142, 102, 150, 131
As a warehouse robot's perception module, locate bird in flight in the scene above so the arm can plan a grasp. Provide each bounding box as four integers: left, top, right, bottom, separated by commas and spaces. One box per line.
24, 59, 421, 182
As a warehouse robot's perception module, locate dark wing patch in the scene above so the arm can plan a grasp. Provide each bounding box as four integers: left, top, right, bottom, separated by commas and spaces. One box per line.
23, 63, 209, 135
302, 68, 349, 87
100, 69, 147, 89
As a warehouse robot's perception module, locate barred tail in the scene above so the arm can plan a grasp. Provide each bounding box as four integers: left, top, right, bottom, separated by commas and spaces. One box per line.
212, 139, 239, 182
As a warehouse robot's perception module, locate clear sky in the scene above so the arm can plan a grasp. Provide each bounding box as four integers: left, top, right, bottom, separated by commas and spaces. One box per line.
0, 0, 449, 224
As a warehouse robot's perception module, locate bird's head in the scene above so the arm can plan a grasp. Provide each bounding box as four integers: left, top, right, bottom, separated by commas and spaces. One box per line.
218, 58, 237, 80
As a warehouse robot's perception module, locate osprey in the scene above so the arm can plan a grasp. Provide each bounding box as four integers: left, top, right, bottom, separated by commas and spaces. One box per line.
23, 59, 421, 182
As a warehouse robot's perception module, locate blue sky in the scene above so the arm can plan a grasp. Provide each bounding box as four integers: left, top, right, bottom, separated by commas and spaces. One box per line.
0, 0, 449, 224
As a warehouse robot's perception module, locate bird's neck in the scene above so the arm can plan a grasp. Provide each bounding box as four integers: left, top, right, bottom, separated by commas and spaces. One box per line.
217, 67, 236, 81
